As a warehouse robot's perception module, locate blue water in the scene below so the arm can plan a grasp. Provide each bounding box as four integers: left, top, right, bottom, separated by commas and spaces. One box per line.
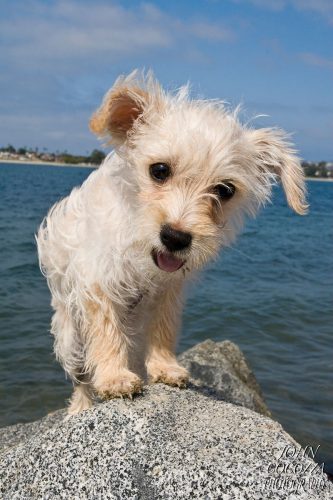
0, 163, 332, 462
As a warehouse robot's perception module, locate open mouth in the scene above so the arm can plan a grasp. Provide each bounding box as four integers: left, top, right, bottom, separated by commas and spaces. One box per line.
152, 249, 185, 273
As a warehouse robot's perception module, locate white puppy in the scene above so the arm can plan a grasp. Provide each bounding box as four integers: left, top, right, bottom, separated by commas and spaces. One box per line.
37, 71, 307, 414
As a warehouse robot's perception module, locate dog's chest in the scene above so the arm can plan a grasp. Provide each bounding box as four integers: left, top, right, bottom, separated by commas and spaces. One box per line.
124, 286, 160, 331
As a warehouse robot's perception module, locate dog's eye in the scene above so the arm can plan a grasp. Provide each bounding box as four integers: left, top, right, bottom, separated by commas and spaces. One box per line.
149, 163, 171, 183
214, 182, 236, 200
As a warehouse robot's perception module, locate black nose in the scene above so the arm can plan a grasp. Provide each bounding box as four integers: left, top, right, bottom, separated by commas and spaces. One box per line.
160, 224, 192, 252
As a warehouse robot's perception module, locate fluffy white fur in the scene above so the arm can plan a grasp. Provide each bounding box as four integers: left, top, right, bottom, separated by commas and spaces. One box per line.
36, 70, 307, 414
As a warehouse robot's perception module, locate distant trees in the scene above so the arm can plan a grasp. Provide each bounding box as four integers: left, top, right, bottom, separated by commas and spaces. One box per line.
0, 145, 34, 155
88, 149, 106, 165
57, 149, 106, 165
0, 144, 16, 153
317, 162, 329, 178
302, 162, 317, 177
301, 161, 330, 178
58, 152, 88, 165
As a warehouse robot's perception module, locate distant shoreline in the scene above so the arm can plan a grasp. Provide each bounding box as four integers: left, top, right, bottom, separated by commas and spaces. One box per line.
0, 159, 95, 168
1, 159, 333, 180
305, 177, 333, 182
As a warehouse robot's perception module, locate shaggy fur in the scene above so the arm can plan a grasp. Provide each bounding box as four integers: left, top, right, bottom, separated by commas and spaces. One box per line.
36, 70, 307, 414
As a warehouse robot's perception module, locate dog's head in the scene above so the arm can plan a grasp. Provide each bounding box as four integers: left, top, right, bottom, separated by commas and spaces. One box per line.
90, 71, 307, 274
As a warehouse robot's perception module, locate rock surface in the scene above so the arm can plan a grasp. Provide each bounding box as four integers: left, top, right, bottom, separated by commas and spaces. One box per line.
179, 339, 271, 417
0, 340, 332, 499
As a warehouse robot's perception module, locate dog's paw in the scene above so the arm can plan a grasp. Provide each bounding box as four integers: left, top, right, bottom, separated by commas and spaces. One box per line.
148, 364, 189, 388
94, 371, 143, 400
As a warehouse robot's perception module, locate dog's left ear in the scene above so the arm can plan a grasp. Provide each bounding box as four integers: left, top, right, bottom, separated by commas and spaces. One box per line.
89, 71, 157, 146
246, 128, 308, 215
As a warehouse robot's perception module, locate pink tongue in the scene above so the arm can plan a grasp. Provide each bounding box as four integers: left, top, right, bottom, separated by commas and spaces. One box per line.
156, 252, 184, 272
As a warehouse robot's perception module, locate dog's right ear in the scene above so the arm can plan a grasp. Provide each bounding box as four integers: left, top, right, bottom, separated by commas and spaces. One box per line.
90, 71, 158, 146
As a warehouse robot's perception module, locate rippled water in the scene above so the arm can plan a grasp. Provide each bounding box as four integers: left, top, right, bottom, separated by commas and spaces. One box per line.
0, 163, 332, 462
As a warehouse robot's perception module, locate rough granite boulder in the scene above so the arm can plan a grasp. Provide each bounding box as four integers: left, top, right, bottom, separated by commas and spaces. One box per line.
0, 340, 332, 499
179, 339, 271, 417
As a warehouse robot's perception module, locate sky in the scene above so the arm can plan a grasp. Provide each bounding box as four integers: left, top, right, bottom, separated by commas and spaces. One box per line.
0, 0, 332, 160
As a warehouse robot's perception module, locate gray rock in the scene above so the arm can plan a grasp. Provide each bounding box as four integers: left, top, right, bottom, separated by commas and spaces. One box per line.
0, 341, 331, 499
0, 339, 267, 454
179, 339, 271, 417
0, 409, 66, 453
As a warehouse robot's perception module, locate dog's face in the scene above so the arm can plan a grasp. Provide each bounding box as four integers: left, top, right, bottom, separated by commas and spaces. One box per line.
90, 71, 307, 274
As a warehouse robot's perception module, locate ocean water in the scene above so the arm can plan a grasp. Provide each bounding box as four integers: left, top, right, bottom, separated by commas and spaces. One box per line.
0, 163, 332, 462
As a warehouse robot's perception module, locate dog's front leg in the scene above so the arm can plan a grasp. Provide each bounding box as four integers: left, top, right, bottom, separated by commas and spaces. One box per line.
146, 282, 189, 387
85, 298, 143, 399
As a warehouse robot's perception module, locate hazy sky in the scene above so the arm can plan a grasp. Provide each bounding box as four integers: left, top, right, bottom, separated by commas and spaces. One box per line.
1, 0, 332, 160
